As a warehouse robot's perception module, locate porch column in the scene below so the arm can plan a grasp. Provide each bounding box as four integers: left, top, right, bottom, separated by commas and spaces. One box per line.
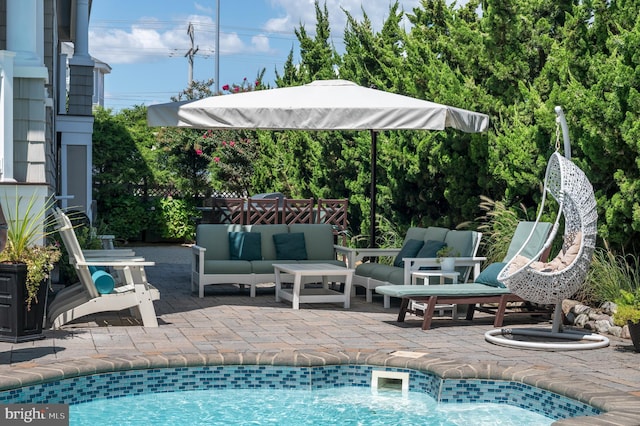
68, 0, 94, 115
73, 0, 92, 62
6, 0, 48, 183
0, 52, 16, 182
6, 0, 46, 71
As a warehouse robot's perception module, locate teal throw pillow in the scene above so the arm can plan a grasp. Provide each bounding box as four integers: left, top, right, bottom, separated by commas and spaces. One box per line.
475, 262, 507, 288
417, 240, 447, 258
229, 232, 262, 261
92, 269, 115, 294
273, 233, 308, 260
416, 241, 447, 270
393, 239, 425, 268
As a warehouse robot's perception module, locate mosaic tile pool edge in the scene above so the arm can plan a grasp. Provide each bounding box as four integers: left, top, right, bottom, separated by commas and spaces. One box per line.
0, 365, 598, 421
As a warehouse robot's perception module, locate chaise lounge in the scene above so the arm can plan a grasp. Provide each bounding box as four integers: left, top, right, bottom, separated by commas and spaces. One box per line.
375, 221, 553, 329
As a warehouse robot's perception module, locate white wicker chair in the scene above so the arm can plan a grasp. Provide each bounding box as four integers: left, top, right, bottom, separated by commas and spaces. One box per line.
485, 110, 608, 350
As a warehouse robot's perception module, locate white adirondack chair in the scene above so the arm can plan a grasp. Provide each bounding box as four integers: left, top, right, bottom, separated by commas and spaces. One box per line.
47, 209, 160, 328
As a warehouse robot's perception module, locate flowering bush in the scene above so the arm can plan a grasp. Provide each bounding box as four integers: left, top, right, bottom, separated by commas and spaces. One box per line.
202, 130, 260, 196
220, 77, 261, 94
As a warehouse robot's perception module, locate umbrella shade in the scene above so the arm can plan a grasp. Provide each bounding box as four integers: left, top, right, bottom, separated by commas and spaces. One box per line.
148, 79, 489, 132
147, 80, 490, 245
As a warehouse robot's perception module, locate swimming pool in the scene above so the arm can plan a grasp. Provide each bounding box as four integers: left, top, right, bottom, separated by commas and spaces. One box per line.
69, 386, 554, 425
0, 364, 599, 424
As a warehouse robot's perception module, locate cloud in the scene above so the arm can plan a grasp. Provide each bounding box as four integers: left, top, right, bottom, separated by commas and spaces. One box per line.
267, 0, 423, 37
251, 34, 271, 52
90, 14, 254, 64
194, 2, 213, 15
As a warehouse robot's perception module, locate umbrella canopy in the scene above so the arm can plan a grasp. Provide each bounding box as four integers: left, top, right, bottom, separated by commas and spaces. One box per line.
147, 80, 490, 245
148, 79, 489, 132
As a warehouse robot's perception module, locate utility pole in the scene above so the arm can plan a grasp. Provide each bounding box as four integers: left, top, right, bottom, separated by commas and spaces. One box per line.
215, 0, 220, 93
185, 22, 199, 85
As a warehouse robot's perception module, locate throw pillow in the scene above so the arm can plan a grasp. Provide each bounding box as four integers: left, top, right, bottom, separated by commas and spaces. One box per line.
393, 239, 425, 268
229, 232, 262, 261
475, 262, 507, 288
91, 269, 115, 294
417, 240, 447, 258
273, 233, 308, 260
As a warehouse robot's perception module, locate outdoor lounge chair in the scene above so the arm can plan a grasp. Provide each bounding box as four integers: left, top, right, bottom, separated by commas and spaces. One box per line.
47, 209, 160, 328
375, 221, 553, 330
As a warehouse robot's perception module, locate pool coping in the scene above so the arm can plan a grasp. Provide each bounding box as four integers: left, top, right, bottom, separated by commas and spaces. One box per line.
1, 349, 639, 425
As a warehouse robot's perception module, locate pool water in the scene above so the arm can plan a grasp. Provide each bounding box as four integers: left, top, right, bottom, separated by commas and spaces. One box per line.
69, 387, 552, 426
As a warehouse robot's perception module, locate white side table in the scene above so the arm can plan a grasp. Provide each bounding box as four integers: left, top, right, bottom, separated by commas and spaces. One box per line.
411, 270, 459, 285
410, 270, 460, 319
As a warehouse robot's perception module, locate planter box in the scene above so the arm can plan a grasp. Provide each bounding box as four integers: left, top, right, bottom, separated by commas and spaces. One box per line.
0, 263, 47, 343
628, 320, 640, 353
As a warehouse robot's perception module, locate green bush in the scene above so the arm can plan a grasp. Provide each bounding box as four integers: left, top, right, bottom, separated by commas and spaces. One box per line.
613, 304, 640, 327
149, 198, 199, 242
102, 195, 149, 242
578, 247, 640, 307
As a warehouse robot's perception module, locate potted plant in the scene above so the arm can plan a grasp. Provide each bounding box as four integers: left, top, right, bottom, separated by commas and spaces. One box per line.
613, 289, 640, 352
437, 246, 459, 272
0, 193, 61, 343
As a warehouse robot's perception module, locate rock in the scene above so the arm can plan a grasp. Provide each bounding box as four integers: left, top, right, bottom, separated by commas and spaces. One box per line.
575, 313, 590, 327
564, 312, 576, 325
600, 301, 617, 316
589, 313, 613, 323
594, 319, 612, 334
621, 324, 631, 339
562, 299, 580, 315
608, 326, 623, 338
573, 304, 591, 315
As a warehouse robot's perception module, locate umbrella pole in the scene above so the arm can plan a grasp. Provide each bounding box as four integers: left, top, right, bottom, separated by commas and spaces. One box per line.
369, 130, 377, 248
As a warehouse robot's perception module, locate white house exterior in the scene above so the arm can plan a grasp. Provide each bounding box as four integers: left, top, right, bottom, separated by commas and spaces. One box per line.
0, 0, 97, 229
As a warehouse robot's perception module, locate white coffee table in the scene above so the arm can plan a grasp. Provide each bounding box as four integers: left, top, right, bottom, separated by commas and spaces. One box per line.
410, 270, 460, 319
273, 263, 354, 310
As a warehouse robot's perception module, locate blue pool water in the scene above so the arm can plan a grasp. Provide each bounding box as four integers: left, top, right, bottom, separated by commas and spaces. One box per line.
69, 387, 553, 426
0, 364, 600, 424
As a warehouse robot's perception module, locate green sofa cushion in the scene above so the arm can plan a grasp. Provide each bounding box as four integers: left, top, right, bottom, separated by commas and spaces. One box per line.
197, 224, 246, 260
443, 230, 475, 257
250, 224, 289, 260
289, 224, 335, 260
368, 264, 400, 282
354, 262, 380, 278
504, 222, 553, 262
204, 260, 252, 274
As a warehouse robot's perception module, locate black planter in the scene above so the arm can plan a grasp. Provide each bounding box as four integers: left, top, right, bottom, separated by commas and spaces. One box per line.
628, 320, 640, 353
0, 263, 47, 343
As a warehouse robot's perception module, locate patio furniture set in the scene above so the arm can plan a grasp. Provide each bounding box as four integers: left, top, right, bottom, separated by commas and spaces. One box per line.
46, 144, 599, 342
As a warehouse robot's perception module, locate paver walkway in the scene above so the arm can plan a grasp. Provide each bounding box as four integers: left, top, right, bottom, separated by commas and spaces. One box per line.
1, 245, 639, 424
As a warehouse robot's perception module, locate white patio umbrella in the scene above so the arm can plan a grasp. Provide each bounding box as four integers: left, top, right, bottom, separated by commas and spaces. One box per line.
147, 79, 490, 245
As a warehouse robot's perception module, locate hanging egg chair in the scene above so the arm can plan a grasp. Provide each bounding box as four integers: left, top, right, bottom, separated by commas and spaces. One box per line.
485, 107, 609, 350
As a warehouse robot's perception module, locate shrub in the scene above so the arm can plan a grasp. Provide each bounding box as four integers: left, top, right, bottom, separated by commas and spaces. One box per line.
149, 198, 199, 242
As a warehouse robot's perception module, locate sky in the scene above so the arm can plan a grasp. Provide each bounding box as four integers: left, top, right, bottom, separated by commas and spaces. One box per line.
88, 0, 423, 111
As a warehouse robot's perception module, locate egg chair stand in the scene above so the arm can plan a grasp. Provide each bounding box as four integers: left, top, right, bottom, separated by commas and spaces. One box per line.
484, 107, 609, 351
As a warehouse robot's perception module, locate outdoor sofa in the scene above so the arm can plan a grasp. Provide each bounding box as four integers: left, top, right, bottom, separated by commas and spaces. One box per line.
192, 223, 350, 298
341, 226, 483, 308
